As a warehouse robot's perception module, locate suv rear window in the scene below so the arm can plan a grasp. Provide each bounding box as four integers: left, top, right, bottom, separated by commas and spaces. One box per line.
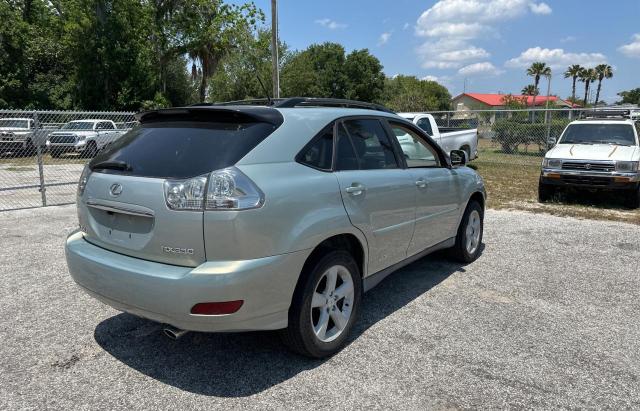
90, 121, 278, 178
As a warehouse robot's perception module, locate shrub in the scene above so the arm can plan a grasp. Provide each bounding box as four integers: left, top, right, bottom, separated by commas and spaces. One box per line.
492, 119, 570, 153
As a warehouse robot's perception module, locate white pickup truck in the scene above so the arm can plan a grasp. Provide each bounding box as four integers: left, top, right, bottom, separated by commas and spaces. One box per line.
539, 111, 640, 208
0, 118, 50, 156
46, 119, 127, 158
398, 112, 478, 161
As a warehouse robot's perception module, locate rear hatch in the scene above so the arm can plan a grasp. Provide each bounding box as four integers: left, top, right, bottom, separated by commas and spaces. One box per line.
77, 107, 283, 267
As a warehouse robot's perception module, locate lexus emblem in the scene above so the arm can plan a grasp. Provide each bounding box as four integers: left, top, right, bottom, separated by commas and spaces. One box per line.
109, 183, 123, 197
585, 164, 591, 170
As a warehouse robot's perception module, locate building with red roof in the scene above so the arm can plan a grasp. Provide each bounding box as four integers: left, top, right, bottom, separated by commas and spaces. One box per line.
452, 93, 575, 110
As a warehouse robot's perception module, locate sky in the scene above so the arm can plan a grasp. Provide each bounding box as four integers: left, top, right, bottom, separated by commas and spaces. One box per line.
232, 0, 640, 104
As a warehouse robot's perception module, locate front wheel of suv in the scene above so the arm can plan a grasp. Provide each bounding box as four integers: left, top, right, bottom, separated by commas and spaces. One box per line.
281, 250, 362, 358
451, 200, 484, 263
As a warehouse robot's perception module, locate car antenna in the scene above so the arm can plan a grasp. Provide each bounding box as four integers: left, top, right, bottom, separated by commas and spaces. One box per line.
255, 73, 272, 106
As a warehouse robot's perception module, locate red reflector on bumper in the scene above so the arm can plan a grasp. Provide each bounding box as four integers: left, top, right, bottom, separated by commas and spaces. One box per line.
191, 300, 244, 315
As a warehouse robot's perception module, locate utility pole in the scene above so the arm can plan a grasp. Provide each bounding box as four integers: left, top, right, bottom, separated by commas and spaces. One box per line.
271, 0, 280, 98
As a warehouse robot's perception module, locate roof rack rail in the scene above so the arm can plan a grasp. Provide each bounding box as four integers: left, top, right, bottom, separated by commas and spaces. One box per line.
206, 97, 395, 114
580, 109, 630, 119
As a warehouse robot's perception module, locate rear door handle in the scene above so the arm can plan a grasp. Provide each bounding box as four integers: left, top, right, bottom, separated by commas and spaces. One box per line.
415, 179, 427, 188
345, 183, 366, 196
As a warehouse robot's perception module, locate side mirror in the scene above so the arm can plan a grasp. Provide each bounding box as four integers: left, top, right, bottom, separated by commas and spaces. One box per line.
450, 149, 467, 167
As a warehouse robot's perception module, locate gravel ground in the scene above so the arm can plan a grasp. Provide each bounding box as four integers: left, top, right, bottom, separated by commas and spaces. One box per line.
0, 162, 84, 210
0, 205, 639, 409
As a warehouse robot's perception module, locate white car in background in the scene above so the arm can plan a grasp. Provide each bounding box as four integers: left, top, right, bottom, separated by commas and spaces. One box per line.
539, 111, 640, 208
398, 113, 478, 161
46, 119, 127, 158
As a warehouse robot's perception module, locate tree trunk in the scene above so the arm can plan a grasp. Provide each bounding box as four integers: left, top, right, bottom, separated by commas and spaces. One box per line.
594, 79, 603, 106
199, 57, 208, 103
583, 81, 589, 106
571, 77, 576, 103
531, 77, 539, 122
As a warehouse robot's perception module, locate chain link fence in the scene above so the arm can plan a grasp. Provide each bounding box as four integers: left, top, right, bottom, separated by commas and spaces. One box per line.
428, 108, 589, 167
0, 107, 614, 211
0, 110, 136, 211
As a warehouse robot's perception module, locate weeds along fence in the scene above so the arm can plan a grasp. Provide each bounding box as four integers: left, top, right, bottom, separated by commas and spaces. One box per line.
0, 110, 136, 211
0, 107, 588, 211
429, 108, 586, 166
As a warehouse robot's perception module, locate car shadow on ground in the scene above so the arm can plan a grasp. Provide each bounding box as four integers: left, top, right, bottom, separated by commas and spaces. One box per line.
94, 248, 480, 397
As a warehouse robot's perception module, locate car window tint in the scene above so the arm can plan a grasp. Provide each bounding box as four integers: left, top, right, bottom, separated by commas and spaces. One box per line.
416, 118, 433, 135
389, 123, 440, 168
342, 119, 398, 170
298, 125, 333, 170
335, 123, 359, 171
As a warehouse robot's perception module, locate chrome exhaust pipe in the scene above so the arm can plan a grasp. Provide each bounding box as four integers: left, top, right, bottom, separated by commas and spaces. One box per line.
163, 325, 189, 340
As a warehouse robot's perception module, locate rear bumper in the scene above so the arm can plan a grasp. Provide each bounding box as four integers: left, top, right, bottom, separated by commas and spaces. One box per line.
540, 169, 640, 190
65, 231, 310, 332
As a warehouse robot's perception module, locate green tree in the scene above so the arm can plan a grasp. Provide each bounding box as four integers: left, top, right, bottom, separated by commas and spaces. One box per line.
564, 64, 582, 106
209, 28, 289, 102
343, 49, 385, 102
616, 88, 640, 105
526, 62, 551, 108
521, 85, 539, 96
381, 76, 450, 112
579, 67, 598, 106
281, 43, 348, 98
593, 64, 613, 107
174, 0, 263, 102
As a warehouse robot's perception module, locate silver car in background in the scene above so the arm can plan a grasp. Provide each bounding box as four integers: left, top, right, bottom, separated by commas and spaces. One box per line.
65, 98, 486, 358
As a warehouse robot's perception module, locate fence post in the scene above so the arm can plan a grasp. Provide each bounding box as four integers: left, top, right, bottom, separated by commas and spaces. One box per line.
33, 111, 47, 207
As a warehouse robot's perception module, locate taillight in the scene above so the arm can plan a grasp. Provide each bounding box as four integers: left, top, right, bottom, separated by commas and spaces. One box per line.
163, 167, 263, 211
206, 167, 264, 210
163, 176, 207, 210
78, 165, 91, 196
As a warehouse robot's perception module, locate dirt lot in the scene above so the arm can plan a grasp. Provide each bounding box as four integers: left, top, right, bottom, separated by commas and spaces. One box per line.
0, 205, 638, 409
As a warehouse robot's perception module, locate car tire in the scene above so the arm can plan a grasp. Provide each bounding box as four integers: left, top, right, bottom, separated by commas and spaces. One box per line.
280, 250, 362, 358
450, 200, 484, 263
538, 181, 555, 203
22, 139, 36, 157
50, 149, 62, 158
625, 186, 640, 209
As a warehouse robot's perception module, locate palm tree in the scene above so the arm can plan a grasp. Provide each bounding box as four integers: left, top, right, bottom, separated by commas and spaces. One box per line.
564, 64, 582, 106
594, 64, 613, 106
579, 68, 598, 106
521, 84, 539, 96
526, 62, 551, 108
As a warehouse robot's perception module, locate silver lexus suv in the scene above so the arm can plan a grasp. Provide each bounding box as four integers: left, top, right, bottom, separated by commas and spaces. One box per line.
65, 98, 486, 358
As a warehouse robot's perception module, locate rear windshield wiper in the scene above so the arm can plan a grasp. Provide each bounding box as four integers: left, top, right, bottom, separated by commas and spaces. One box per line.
91, 160, 132, 171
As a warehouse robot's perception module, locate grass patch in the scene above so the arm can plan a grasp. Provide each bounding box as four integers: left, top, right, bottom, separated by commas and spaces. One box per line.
4, 166, 35, 172
475, 139, 640, 225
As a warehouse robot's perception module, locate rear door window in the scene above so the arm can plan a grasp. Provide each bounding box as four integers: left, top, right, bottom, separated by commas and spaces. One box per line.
90, 121, 279, 178
340, 119, 399, 170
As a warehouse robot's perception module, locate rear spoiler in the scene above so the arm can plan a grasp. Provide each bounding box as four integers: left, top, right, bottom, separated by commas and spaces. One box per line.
136, 106, 284, 127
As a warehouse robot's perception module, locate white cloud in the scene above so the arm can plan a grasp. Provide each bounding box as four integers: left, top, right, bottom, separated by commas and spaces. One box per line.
417, 39, 489, 69
378, 32, 392, 46
403, 22, 410, 30
560, 36, 577, 43
421, 75, 440, 81
506, 47, 607, 69
619, 34, 640, 58
529, 2, 552, 15
414, 0, 551, 71
458, 62, 504, 76
315, 18, 347, 30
